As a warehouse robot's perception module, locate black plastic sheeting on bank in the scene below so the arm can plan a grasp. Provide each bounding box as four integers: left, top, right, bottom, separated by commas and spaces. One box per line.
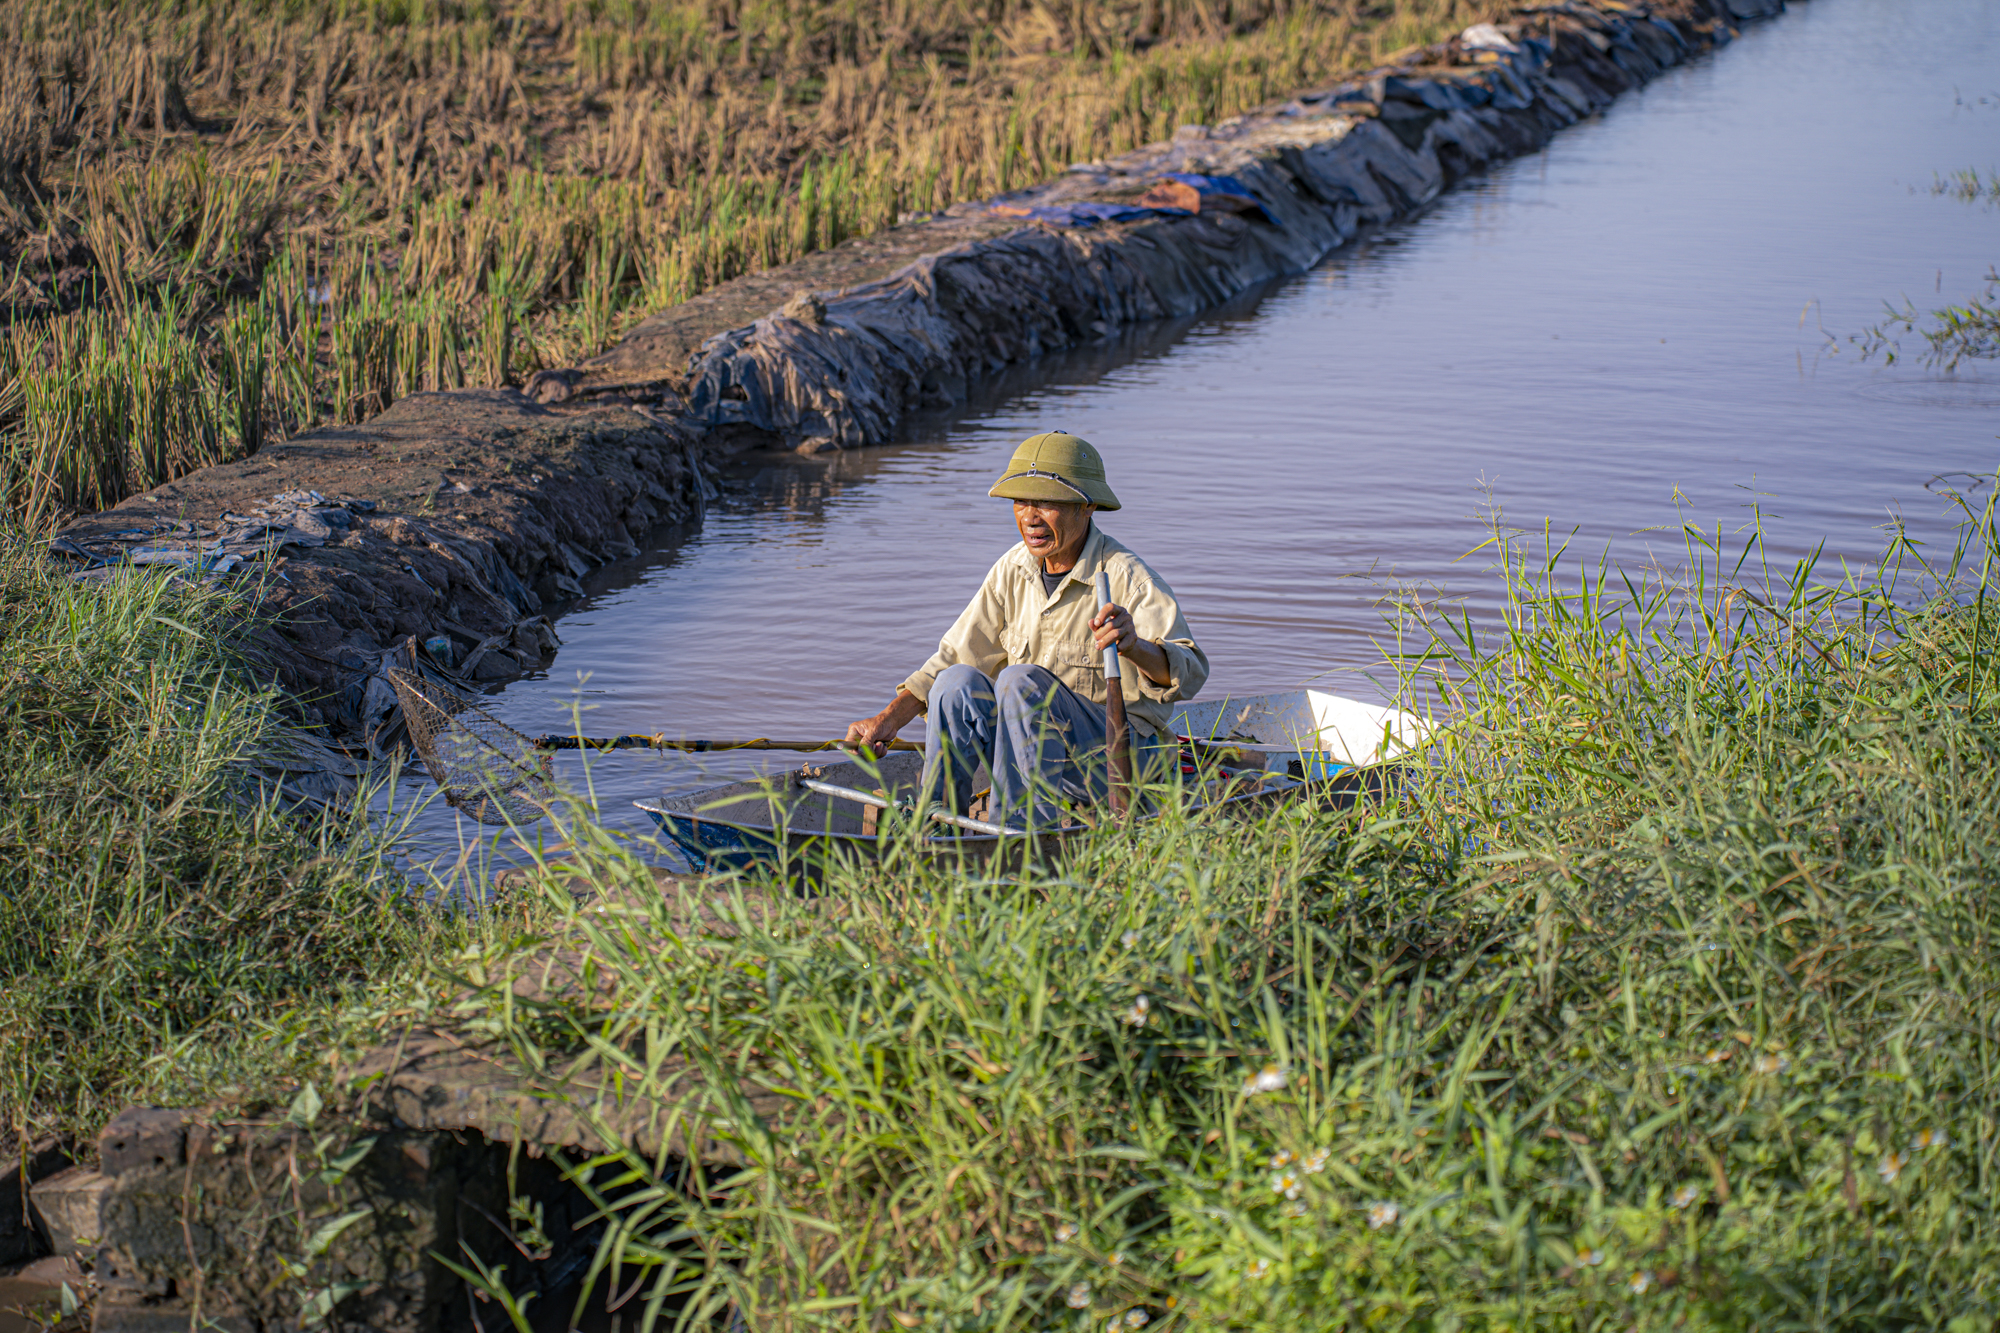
666, 0, 1785, 455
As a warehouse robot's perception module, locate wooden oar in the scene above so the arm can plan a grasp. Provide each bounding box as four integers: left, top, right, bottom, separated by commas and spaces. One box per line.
1094, 570, 1132, 817
534, 734, 923, 754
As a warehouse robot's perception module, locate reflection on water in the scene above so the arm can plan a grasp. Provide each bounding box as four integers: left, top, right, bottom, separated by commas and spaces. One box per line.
388, 0, 2000, 878
1857, 374, 2000, 410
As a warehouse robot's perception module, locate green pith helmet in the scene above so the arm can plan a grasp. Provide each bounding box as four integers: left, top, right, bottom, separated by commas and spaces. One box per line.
987, 431, 1122, 511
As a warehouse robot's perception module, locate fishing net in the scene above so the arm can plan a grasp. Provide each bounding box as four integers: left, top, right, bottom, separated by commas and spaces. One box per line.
388, 669, 558, 824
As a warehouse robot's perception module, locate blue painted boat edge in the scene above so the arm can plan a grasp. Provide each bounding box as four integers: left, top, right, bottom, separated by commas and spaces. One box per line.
636, 802, 757, 874
637, 799, 895, 877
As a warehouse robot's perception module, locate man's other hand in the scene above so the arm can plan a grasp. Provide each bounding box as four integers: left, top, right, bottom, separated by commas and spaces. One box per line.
844, 689, 925, 756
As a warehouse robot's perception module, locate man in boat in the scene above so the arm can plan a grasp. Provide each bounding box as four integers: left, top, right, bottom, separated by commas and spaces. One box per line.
844, 431, 1208, 827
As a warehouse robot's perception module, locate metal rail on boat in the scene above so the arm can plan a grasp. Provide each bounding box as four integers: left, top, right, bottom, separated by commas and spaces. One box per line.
637, 690, 1432, 877
800, 778, 1024, 837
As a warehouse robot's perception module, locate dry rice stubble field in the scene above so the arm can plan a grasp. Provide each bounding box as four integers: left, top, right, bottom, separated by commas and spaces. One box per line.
0, 0, 1491, 529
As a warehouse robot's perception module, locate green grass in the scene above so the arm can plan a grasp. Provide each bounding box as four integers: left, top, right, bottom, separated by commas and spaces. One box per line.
8, 479, 1995, 1328
364, 490, 2000, 1330
0, 534, 535, 1150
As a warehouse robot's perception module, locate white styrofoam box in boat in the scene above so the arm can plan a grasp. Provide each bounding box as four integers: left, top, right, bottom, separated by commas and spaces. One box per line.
1168, 690, 1427, 768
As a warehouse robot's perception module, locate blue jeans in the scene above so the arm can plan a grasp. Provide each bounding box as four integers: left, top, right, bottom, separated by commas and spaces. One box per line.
924, 663, 1169, 829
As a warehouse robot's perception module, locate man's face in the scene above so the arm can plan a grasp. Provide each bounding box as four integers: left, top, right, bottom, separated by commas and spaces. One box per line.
1013, 499, 1096, 566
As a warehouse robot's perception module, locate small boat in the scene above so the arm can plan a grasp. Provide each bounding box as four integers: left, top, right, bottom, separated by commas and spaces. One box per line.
635, 690, 1427, 878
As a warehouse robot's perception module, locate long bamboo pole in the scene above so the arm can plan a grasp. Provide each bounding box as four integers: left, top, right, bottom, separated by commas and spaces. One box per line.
533, 734, 922, 753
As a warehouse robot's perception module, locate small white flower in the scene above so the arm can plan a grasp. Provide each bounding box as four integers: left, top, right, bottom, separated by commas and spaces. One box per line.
1271, 1171, 1301, 1199
1670, 1184, 1699, 1210
1106, 1251, 1124, 1266
1283, 1198, 1308, 1217
1122, 1310, 1151, 1329
1629, 1270, 1654, 1295
1301, 1147, 1330, 1174
1878, 1152, 1907, 1183
1241, 1062, 1287, 1095
1269, 1149, 1297, 1169
1366, 1201, 1399, 1230
1576, 1247, 1606, 1267
1120, 995, 1151, 1027
1055, 1222, 1079, 1243
1066, 1282, 1093, 1309
1912, 1128, 1950, 1152
1246, 1257, 1271, 1279
1121, 930, 1140, 948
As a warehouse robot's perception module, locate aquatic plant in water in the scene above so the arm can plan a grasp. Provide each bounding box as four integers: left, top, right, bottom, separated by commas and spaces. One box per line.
1851, 165, 1999, 370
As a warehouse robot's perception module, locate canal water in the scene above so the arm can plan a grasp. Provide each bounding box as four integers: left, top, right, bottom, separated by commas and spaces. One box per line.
394, 0, 2000, 879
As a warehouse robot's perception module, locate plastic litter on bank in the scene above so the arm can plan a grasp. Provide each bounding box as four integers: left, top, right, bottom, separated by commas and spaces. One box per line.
46, 489, 378, 583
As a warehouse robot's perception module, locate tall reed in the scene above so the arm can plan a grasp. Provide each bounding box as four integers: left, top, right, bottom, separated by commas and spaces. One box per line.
0, 257, 501, 525
123, 295, 230, 484
5, 309, 132, 529
217, 302, 275, 457
0, 291, 282, 528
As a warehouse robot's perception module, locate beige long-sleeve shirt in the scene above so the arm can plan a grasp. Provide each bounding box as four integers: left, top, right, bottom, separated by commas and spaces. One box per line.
899, 526, 1209, 741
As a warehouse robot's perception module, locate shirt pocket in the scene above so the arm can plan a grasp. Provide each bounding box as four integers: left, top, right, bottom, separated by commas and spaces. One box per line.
1050, 641, 1106, 700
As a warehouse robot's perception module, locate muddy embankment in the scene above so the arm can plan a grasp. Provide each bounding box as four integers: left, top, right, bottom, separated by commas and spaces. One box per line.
56, 0, 1781, 793
27, 0, 1798, 1324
